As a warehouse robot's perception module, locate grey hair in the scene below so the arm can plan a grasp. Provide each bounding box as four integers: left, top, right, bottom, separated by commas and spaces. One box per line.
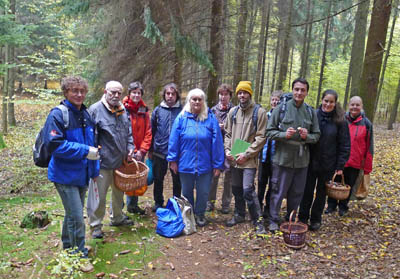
181, 88, 208, 121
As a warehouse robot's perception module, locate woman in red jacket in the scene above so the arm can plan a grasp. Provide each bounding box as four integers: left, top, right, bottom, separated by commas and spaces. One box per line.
124, 81, 152, 214
326, 96, 373, 216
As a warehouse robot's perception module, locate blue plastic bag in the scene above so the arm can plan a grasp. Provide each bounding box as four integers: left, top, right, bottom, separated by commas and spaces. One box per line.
156, 198, 185, 238
146, 158, 153, 185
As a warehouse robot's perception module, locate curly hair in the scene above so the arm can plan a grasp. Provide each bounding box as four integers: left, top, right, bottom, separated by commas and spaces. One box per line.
61, 76, 88, 95
217, 83, 233, 97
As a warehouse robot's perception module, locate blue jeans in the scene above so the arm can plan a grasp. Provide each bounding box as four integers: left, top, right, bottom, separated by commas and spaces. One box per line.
55, 183, 88, 257
179, 172, 213, 217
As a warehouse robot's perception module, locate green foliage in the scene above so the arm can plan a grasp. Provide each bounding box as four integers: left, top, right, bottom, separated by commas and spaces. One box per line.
172, 22, 215, 74
58, 0, 90, 16
47, 249, 90, 279
141, 6, 165, 45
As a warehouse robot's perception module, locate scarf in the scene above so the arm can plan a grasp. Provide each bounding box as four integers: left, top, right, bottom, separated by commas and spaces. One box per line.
124, 97, 146, 114
101, 95, 125, 116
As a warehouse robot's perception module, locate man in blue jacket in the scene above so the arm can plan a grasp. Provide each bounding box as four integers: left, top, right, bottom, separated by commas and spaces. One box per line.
149, 83, 182, 212
88, 81, 135, 239
44, 76, 100, 258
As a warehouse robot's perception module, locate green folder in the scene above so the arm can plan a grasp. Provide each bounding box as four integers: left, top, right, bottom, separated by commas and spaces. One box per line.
231, 139, 251, 159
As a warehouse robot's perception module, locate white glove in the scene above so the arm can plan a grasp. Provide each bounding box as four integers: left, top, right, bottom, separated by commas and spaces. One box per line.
87, 146, 100, 160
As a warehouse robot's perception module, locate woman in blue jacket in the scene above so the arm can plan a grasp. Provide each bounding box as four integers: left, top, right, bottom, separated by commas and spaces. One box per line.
167, 88, 225, 227
44, 76, 100, 258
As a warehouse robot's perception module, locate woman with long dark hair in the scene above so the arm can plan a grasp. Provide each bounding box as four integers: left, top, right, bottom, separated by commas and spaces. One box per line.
299, 89, 350, 230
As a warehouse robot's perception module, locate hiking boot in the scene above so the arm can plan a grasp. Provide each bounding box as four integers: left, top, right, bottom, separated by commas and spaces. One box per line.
339, 208, 348, 217
325, 207, 336, 214
195, 215, 208, 227
226, 215, 245, 227
91, 227, 104, 239
309, 222, 321, 231
80, 261, 94, 273
220, 207, 230, 214
268, 222, 279, 233
128, 205, 146, 215
206, 201, 215, 212
110, 216, 134, 227
152, 204, 162, 213
255, 221, 267, 236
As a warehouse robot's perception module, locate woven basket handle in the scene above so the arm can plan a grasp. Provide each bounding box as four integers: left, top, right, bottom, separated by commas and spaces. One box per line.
288, 210, 296, 233
124, 159, 139, 174
331, 173, 345, 185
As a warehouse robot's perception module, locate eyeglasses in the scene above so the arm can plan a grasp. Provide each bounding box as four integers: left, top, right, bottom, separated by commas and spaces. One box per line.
107, 90, 122, 96
70, 88, 87, 95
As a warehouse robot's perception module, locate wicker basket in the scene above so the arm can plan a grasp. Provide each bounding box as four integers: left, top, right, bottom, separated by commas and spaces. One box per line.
114, 159, 149, 192
280, 211, 308, 249
326, 173, 350, 200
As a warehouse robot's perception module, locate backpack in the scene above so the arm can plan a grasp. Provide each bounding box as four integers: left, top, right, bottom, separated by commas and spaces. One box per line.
231, 103, 261, 132
33, 104, 69, 168
156, 198, 185, 238
278, 92, 313, 128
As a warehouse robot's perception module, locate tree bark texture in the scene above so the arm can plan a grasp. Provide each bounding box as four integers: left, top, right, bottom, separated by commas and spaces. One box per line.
233, 0, 248, 88
259, 0, 271, 101
316, 0, 332, 108
350, 0, 370, 98
243, 1, 257, 80
375, 0, 398, 114
7, 0, 16, 126
387, 76, 400, 130
207, 0, 223, 107
271, 35, 280, 92
254, 0, 269, 102
299, 0, 312, 78
276, 0, 293, 90
358, 0, 392, 122
2, 44, 9, 134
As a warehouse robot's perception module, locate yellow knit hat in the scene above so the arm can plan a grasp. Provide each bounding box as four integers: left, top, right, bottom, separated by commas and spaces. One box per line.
235, 81, 253, 96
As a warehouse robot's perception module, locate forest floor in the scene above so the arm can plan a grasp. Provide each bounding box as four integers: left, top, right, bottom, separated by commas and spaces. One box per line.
0, 99, 400, 278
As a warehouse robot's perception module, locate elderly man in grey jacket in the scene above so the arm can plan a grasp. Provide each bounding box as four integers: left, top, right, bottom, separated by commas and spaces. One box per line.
89, 80, 135, 239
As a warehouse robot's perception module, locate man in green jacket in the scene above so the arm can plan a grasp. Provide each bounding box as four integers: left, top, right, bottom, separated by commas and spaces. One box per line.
266, 78, 320, 232
224, 81, 267, 235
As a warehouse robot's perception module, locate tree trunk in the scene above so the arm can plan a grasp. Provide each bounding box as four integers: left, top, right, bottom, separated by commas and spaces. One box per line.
388, 76, 400, 130
375, 0, 398, 114
343, 58, 353, 109
233, 0, 248, 88
358, 0, 392, 122
276, 0, 293, 90
350, 0, 370, 98
303, 0, 314, 78
243, 1, 258, 80
254, 0, 268, 102
7, 0, 16, 126
259, 0, 271, 101
207, 0, 223, 107
288, 46, 294, 89
316, 0, 332, 108
299, 0, 312, 78
171, 0, 184, 89
271, 36, 280, 92
2, 44, 9, 135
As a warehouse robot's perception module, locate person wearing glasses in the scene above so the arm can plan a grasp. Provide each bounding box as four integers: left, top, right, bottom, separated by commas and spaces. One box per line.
88, 80, 135, 239
167, 88, 224, 227
44, 76, 99, 259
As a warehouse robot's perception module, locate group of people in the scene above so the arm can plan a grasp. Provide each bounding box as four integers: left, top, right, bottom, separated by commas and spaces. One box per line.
44, 75, 373, 258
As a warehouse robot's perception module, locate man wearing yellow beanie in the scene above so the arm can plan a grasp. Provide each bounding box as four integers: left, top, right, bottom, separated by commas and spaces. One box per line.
224, 81, 267, 236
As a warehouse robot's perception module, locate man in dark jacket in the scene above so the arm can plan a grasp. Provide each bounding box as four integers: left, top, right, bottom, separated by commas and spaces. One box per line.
88, 81, 135, 239
149, 83, 182, 212
44, 76, 99, 258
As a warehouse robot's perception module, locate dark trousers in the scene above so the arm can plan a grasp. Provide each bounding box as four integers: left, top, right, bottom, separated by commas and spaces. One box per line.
231, 168, 262, 223
327, 167, 360, 211
269, 164, 308, 225
257, 160, 272, 217
153, 155, 182, 207
299, 169, 334, 223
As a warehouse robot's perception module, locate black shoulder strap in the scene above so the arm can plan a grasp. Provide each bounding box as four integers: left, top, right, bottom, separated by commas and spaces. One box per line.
231, 106, 240, 124
252, 104, 261, 131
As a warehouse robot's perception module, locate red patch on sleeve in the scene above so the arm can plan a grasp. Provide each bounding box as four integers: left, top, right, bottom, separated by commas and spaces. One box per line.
50, 130, 58, 137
